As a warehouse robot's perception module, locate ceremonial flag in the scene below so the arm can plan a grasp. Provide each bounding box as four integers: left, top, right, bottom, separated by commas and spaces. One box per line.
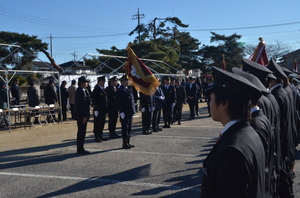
221, 54, 226, 70
124, 47, 160, 95
293, 59, 298, 73
249, 37, 268, 66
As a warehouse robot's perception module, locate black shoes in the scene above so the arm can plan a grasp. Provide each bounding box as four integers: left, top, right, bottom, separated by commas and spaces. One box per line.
152, 128, 159, 132
77, 150, 90, 154
143, 131, 150, 135
158, 127, 163, 131
95, 138, 102, 142
110, 134, 121, 138
163, 124, 171, 128
178, 121, 181, 125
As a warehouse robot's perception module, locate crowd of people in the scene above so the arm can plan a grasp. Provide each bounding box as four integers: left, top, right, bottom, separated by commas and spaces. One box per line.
201, 58, 300, 198
73, 74, 214, 154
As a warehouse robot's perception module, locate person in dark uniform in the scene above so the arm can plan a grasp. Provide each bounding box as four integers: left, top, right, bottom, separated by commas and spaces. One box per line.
27, 81, 40, 124
140, 92, 155, 135
204, 78, 213, 117
58, 81, 69, 121
27, 81, 39, 107
241, 58, 282, 196
233, 67, 275, 198
74, 76, 91, 155
267, 59, 295, 198
194, 77, 201, 115
68, 80, 77, 119
201, 66, 265, 198
117, 75, 136, 149
86, 80, 92, 99
44, 79, 58, 122
92, 76, 108, 142
152, 86, 165, 132
173, 79, 186, 125
106, 76, 120, 138
11, 79, 21, 105
161, 77, 176, 128
185, 76, 198, 119
44, 79, 58, 105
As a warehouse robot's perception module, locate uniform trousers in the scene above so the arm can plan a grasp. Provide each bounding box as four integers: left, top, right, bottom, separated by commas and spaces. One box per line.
173, 105, 183, 122
93, 111, 106, 138
77, 118, 88, 152
152, 108, 161, 130
163, 105, 173, 125
187, 98, 196, 117
70, 104, 75, 119
108, 108, 118, 135
142, 110, 152, 131
120, 115, 132, 139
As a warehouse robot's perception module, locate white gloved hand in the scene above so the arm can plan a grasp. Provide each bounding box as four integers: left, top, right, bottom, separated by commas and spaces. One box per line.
94, 110, 99, 117
159, 96, 165, 100
172, 103, 176, 108
120, 112, 125, 119
150, 106, 155, 112
141, 108, 145, 112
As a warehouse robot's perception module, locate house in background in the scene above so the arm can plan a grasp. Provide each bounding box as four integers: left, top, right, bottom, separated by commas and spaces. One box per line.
279, 49, 300, 72
59, 61, 95, 74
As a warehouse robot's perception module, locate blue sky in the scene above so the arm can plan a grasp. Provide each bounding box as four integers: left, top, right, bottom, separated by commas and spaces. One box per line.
1, 0, 300, 64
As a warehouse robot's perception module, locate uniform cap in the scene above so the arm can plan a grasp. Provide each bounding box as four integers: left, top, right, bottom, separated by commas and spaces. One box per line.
109, 76, 118, 81
97, 75, 106, 81
119, 75, 129, 81
266, 59, 287, 80
281, 67, 293, 76
78, 76, 89, 83
206, 66, 262, 100
242, 58, 275, 82
232, 67, 269, 95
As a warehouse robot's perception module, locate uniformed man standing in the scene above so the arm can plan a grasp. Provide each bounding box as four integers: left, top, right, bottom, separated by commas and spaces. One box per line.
140, 92, 155, 135
92, 76, 108, 142
68, 80, 77, 119
267, 59, 295, 198
161, 77, 176, 128
117, 75, 136, 149
11, 79, 21, 105
173, 79, 186, 125
106, 76, 120, 138
201, 67, 265, 198
152, 86, 165, 132
185, 76, 198, 119
233, 67, 275, 198
74, 76, 91, 155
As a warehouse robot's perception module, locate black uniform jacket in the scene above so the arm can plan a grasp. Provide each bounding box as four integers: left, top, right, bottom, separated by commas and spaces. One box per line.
161, 85, 176, 105
139, 92, 155, 112
201, 120, 265, 198
74, 86, 91, 120
58, 86, 69, 105
27, 87, 39, 107
271, 85, 294, 165
44, 84, 58, 105
116, 85, 135, 116
106, 85, 118, 110
92, 84, 108, 115
154, 87, 165, 110
175, 85, 186, 108
251, 109, 275, 198
185, 83, 198, 99
11, 84, 21, 101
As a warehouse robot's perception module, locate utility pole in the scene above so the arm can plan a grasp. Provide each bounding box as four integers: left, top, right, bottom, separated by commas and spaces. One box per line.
71, 51, 77, 61
132, 8, 145, 43
48, 34, 53, 57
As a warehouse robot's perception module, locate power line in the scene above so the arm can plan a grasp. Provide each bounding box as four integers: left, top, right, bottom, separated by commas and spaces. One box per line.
185, 21, 300, 31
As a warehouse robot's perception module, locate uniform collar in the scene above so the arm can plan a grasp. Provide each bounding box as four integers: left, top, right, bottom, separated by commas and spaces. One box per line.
221, 119, 239, 136
269, 83, 281, 92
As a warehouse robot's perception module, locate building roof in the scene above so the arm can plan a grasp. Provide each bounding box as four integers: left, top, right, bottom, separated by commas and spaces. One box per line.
59, 61, 90, 68
31, 61, 53, 70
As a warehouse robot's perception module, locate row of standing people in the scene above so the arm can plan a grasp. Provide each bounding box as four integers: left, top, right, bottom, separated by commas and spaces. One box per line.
201, 58, 300, 198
